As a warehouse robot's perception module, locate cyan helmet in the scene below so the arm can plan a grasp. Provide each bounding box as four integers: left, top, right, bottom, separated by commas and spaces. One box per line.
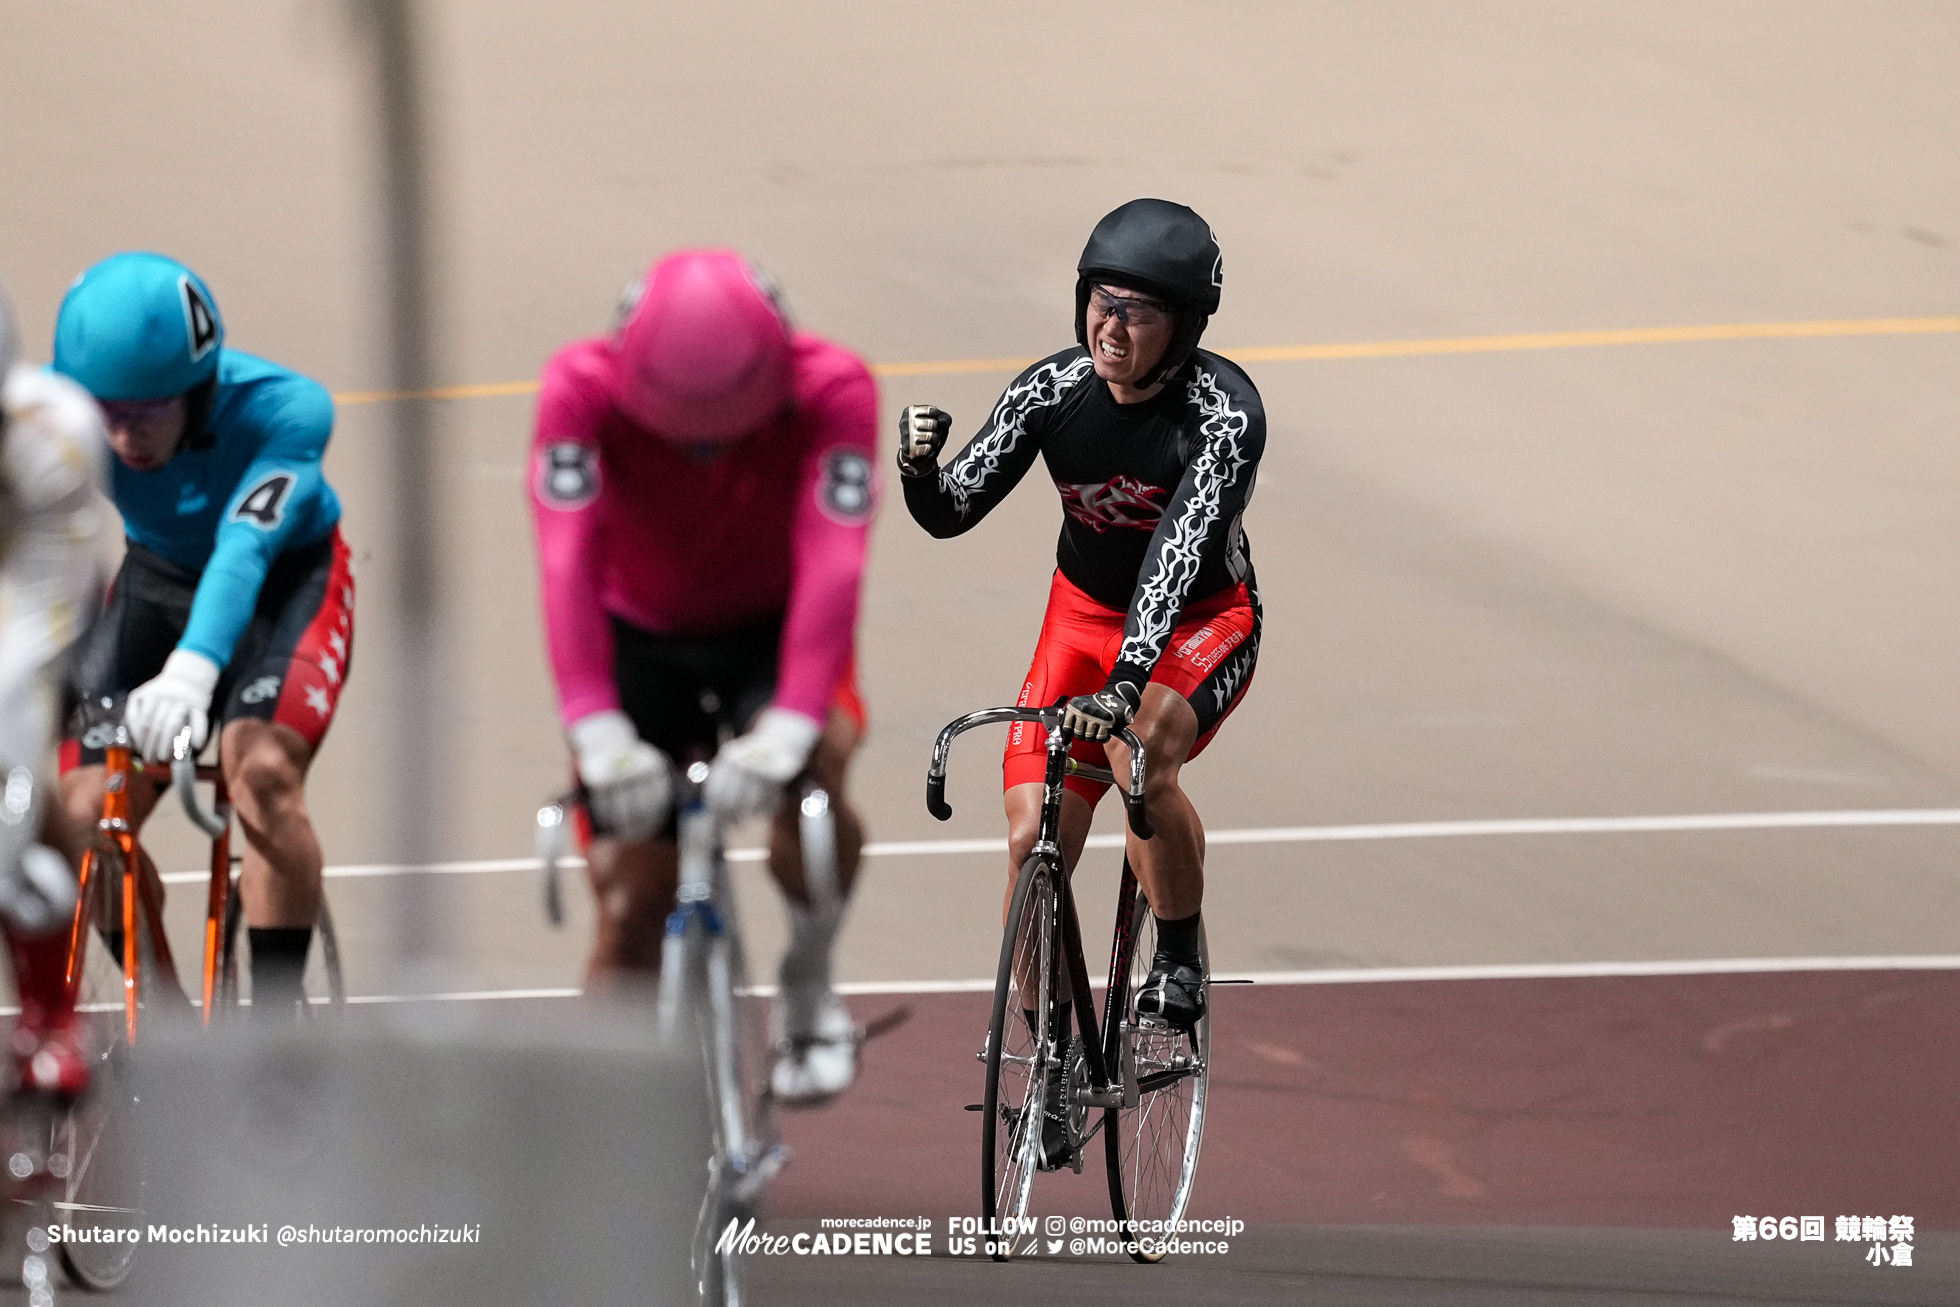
53, 252, 225, 401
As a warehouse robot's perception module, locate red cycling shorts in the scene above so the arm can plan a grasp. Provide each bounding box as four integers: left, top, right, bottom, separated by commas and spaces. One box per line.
61, 529, 355, 769
1004, 569, 1260, 804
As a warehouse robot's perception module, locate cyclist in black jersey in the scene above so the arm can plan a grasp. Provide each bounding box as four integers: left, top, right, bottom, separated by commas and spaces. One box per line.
899, 199, 1264, 1044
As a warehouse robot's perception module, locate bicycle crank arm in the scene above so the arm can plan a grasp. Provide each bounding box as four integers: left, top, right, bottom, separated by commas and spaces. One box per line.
1134, 1063, 1205, 1095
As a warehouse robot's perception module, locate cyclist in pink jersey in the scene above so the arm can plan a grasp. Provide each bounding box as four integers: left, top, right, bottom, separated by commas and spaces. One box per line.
530, 249, 878, 1104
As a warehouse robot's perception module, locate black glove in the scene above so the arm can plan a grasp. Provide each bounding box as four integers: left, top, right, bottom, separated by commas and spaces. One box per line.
1062, 681, 1141, 743
896, 405, 951, 477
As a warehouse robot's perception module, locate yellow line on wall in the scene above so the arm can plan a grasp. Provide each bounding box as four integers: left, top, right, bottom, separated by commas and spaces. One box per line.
332, 379, 542, 406
1224, 315, 1960, 363
329, 315, 1960, 406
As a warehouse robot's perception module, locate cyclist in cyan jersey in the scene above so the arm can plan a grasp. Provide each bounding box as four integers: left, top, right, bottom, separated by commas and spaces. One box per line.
52, 253, 354, 1021
530, 249, 877, 1104
900, 199, 1262, 1082
0, 284, 108, 1098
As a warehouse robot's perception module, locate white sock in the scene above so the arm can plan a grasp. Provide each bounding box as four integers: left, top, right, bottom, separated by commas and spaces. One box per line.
779, 897, 843, 1038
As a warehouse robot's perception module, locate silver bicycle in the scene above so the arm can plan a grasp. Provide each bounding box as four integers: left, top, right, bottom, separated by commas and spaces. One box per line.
539, 766, 841, 1304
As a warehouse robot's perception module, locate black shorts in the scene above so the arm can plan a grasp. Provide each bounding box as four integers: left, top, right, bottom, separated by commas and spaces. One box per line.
62, 529, 355, 767
610, 613, 786, 768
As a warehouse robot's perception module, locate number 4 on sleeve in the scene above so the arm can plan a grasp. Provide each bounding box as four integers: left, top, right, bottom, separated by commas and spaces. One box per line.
233, 472, 296, 528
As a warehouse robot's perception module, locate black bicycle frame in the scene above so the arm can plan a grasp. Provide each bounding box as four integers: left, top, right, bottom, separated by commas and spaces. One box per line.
925, 698, 1154, 1112
1034, 703, 1121, 1101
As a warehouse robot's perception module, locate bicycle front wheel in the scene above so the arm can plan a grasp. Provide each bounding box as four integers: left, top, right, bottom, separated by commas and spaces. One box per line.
670, 918, 762, 1307
54, 859, 147, 1290
1103, 885, 1209, 1263
52, 1031, 140, 1289
980, 855, 1056, 1259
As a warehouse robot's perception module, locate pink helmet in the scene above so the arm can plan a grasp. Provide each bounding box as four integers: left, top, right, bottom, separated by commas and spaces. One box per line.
613, 249, 794, 445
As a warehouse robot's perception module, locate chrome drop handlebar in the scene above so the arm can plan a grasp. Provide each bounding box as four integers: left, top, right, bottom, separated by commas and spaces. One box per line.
925, 705, 1152, 840
172, 726, 228, 839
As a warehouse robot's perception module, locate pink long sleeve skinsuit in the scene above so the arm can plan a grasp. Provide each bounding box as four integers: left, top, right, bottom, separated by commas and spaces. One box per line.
529, 330, 878, 732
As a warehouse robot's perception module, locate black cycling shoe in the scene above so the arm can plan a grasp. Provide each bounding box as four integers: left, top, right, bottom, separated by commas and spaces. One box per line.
1036, 1040, 1072, 1170
1136, 952, 1207, 1031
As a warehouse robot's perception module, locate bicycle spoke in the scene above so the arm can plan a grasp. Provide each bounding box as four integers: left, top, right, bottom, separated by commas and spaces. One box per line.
982, 857, 1057, 1256
56, 936, 144, 1290
1104, 887, 1209, 1263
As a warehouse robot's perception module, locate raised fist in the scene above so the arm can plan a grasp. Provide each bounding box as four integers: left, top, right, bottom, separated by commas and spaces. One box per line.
896, 405, 951, 476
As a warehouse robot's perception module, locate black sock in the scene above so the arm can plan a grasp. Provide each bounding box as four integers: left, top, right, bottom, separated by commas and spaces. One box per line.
249, 927, 312, 1018
1154, 912, 1202, 967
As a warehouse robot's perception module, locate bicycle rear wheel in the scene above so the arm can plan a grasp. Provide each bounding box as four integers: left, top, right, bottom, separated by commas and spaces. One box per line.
1103, 884, 1209, 1263
217, 877, 346, 1017
980, 855, 1056, 1260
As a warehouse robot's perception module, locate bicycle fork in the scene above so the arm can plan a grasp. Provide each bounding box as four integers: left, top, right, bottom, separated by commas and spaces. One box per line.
67, 744, 177, 1044
659, 806, 781, 1203
1032, 759, 1126, 1163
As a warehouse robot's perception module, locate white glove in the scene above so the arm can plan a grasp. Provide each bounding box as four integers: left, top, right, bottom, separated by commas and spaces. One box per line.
896, 405, 951, 476
125, 649, 220, 762
704, 707, 822, 823
569, 710, 672, 842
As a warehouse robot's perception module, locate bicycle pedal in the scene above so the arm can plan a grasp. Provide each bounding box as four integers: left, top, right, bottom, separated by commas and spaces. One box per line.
963, 1104, 983, 1112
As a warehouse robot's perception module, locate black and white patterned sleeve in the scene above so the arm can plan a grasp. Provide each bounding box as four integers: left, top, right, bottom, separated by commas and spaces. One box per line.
902, 350, 1095, 539
1108, 360, 1264, 690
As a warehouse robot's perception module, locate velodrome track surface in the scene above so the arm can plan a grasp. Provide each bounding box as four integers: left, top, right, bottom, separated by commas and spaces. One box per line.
6, 0, 1960, 1301
779, 973, 1960, 1230
756, 972, 1960, 1303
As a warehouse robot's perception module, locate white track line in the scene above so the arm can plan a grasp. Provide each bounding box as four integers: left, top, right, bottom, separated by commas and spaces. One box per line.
20, 955, 1939, 1015
342, 986, 581, 1005
826, 954, 1960, 994
153, 806, 1960, 885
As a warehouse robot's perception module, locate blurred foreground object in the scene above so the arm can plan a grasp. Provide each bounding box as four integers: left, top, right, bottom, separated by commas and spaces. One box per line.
119, 1004, 704, 1303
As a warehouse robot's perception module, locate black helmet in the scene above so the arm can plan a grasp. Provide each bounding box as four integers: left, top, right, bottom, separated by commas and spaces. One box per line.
1075, 199, 1222, 386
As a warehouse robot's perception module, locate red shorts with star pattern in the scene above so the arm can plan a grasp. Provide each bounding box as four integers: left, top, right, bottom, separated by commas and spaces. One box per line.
60, 528, 355, 768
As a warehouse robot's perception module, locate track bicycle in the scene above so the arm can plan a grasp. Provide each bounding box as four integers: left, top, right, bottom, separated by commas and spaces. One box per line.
927, 702, 1210, 1264
538, 765, 844, 1306
15, 700, 344, 1290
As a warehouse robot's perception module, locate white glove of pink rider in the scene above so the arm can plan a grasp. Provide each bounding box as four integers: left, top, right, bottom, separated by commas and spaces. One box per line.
125, 649, 220, 762
569, 710, 672, 843
704, 707, 823, 823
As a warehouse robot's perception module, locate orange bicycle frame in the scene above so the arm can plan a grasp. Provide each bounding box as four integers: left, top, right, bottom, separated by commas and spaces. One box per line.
64, 744, 227, 1042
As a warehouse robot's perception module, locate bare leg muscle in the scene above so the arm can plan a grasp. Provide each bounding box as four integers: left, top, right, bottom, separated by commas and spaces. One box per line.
222, 719, 323, 929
